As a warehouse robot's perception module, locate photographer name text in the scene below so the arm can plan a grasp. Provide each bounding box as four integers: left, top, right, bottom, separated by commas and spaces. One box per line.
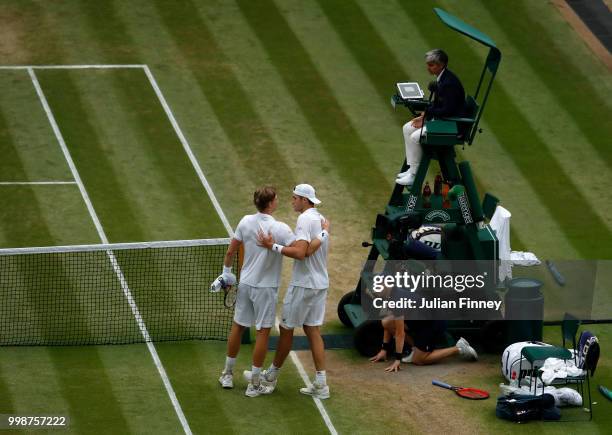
372, 297, 502, 311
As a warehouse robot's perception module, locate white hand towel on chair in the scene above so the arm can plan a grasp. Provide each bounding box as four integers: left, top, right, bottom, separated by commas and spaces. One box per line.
540, 358, 584, 385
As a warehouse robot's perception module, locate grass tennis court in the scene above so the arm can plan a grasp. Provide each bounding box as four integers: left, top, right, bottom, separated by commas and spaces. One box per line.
0, 0, 611, 433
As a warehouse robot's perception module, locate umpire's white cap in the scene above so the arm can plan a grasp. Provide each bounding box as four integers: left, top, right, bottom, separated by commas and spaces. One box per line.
293, 184, 321, 205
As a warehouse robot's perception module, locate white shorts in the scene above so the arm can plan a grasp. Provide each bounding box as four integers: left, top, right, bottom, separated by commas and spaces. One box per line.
233, 283, 277, 330
280, 286, 327, 330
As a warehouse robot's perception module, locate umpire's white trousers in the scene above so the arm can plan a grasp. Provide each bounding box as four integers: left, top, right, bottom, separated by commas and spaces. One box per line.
402, 121, 426, 173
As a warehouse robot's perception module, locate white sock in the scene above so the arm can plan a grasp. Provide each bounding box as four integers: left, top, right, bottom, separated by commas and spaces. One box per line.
224, 357, 236, 374
267, 363, 280, 380
251, 366, 262, 385
315, 370, 326, 386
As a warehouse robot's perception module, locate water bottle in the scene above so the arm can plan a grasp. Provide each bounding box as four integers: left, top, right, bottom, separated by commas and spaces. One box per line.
423, 182, 432, 208
434, 173, 442, 196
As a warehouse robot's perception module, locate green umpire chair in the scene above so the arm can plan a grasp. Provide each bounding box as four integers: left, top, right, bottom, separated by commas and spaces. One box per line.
389, 7, 501, 209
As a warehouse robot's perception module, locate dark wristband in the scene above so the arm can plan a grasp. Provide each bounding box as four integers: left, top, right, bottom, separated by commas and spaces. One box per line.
394, 352, 402, 361
382, 342, 392, 352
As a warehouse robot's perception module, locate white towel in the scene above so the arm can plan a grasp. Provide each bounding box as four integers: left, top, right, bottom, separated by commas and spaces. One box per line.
490, 205, 512, 281
540, 358, 584, 385
510, 251, 541, 266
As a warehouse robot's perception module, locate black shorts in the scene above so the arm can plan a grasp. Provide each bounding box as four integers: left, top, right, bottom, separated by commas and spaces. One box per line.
404, 320, 447, 353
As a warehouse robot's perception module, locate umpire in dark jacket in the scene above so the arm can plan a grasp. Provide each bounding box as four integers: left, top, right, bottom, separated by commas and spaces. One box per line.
396, 49, 466, 186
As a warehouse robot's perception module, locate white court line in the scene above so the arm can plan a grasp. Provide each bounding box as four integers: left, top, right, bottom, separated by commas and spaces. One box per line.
0, 64, 145, 70
0, 181, 77, 185
278, 321, 339, 435
143, 65, 234, 236
289, 354, 338, 434
143, 66, 338, 435
28, 68, 193, 435
18, 62, 337, 434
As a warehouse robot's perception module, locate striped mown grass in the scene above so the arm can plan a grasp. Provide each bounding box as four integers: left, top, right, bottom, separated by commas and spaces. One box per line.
0, 0, 611, 433
404, 1, 612, 259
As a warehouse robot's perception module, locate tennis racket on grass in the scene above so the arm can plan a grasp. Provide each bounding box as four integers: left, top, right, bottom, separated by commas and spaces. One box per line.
432, 380, 489, 400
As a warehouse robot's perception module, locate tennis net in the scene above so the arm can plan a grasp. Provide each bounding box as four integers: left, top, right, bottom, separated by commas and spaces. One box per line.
0, 238, 238, 346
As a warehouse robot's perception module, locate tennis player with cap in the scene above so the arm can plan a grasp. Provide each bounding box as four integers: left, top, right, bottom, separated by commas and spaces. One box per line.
246, 184, 331, 399
216, 186, 296, 397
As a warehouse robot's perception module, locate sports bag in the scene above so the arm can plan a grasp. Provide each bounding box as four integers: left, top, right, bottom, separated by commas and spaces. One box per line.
501, 341, 552, 382
577, 331, 600, 375
496, 393, 560, 422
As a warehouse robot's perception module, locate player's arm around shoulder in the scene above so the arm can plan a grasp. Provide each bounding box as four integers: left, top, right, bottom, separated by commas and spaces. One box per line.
255, 221, 308, 260
289, 216, 312, 260
279, 236, 308, 260
306, 218, 330, 257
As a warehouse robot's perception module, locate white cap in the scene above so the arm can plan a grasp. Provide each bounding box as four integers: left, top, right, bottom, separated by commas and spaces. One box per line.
293, 184, 321, 205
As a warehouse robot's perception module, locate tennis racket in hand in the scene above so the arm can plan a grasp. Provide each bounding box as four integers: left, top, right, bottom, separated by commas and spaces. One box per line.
432, 379, 489, 400
222, 285, 237, 308
210, 274, 237, 308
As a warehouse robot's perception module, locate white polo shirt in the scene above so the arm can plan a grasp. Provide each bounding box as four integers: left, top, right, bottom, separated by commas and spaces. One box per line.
234, 212, 295, 288
289, 207, 329, 290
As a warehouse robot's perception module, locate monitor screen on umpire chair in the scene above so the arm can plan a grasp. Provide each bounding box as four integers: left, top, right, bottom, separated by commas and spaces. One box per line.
397, 82, 424, 100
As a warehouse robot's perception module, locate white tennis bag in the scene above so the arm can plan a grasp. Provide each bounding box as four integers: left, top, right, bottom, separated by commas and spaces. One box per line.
501, 341, 552, 382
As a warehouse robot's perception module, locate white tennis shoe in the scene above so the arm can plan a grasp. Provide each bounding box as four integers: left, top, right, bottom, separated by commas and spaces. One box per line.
300, 382, 330, 399
396, 172, 416, 186
243, 369, 278, 390
218, 372, 234, 389
245, 382, 274, 397
456, 337, 478, 361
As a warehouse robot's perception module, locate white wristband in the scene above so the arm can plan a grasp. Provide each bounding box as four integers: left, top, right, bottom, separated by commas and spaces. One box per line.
272, 244, 284, 254
223, 265, 232, 274
317, 230, 329, 242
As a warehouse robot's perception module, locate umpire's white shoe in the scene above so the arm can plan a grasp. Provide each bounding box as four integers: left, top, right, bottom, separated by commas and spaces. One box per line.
245, 383, 274, 397
456, 337, 478, 361
218, 372, 234, 389
243, 369, 278, 390
397, 170, 410, 178
396, 172, 416, 186
300, 382, 330, 400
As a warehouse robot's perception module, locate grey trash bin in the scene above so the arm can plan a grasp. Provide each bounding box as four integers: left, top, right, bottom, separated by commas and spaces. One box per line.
505, 278, 544, 343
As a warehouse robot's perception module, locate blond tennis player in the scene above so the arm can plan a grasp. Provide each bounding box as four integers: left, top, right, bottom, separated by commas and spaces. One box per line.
217, 186, 295, 397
